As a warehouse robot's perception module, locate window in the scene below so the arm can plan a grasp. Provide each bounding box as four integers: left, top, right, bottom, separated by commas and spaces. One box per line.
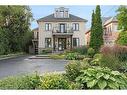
45, 38, 52, 48
59, 11, 64, 18
73, 38, 79, 47
45, 23, 51, 31
72, 23, 79, 31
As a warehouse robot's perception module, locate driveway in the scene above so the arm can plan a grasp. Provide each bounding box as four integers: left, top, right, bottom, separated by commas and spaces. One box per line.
0, 55, 68, 79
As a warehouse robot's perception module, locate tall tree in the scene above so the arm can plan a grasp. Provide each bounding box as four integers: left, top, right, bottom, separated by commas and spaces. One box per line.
89, 5, 103, 52
89, 10, 95, 48
117, 5, 127, 31
0, 5, 33, 54
116, 6, 127, 46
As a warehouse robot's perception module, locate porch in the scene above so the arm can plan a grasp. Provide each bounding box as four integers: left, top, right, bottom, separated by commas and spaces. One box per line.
52, 35, 73, 51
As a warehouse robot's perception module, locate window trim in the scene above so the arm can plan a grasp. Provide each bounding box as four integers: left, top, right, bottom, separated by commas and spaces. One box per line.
45, 23, 52, 31
73, 38, 79, 47
72, 23, 79, 31
45, 38, 52, 48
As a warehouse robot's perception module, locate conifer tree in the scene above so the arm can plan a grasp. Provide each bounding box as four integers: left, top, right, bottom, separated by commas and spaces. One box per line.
89, 5, 103, 52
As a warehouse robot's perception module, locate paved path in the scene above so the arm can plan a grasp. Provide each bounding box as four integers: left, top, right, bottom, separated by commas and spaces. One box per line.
0, 55, 68, 79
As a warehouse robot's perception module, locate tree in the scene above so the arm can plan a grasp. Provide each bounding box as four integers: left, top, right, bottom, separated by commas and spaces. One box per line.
89, 10, 96, 48
0, 6, 33, 55
89, 5, 103, 52
117, 6, 127, 31
116, 6, 127, 46
116, 31, 127, 46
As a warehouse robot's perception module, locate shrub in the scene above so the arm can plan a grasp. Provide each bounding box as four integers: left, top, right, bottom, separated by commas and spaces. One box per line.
116, 31, 127, 46
65, 60, 89, 81
40, 48, 52, 54
49, 54, 65, 59
39, 74, 70, 89
87, 48, 95, 57
76, 66, 127, 89
100, 55, 122, 71
100, 45, 127, 61
0, 73, 41, 89
90, 54, 102, 66
65, 53, 78, 60
72, 46, 88, 55
77, 55, 85, 60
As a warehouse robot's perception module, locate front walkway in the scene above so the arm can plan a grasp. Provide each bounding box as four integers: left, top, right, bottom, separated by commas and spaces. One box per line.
0, 55, 68, 79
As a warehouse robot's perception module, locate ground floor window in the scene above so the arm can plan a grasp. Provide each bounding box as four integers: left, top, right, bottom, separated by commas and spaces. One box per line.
45, 38, 52, 48
73, 38, 79, 47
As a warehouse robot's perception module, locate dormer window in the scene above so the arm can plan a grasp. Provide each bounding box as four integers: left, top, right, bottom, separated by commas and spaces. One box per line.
59, 11, 64, 18
54, 7, 69, 18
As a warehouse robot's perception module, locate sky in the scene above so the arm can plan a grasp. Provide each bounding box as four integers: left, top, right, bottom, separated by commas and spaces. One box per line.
30, 5, 119, 30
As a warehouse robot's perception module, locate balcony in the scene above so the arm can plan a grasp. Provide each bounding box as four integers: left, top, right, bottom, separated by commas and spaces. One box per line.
52, 27, 73, 36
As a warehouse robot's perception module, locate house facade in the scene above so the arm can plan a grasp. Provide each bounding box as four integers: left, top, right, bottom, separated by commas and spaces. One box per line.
85, 16, 120, 46
32, 7, 87, 54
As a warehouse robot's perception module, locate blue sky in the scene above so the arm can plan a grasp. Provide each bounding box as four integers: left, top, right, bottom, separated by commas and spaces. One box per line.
30, 5, 119, 30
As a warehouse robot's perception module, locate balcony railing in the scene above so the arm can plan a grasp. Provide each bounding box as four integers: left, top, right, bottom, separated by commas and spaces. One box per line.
52, 27, 73, 35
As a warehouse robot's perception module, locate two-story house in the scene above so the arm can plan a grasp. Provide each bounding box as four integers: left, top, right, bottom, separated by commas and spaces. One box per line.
85, 16, 120, 46
32, 7, 87, 54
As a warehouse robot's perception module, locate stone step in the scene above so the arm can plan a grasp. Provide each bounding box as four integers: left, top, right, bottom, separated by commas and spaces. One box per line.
36, 55, 50, 57
28, 55, 51, 59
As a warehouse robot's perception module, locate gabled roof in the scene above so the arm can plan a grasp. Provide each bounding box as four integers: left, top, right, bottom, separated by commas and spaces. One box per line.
37, 14, 87, 22
102, 17, 112, 25
103, 16, 118, 25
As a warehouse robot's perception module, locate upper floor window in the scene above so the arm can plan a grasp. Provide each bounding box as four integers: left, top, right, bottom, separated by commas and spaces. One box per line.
45, 23, 51, 31
59, 11, 64, 18
72, 23, 79, 31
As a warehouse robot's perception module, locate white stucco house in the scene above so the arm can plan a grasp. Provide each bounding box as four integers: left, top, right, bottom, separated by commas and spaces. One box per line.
32, 7, 87, 54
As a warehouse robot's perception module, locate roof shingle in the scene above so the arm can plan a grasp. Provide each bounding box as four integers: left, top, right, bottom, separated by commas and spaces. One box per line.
37, 14, 87, 22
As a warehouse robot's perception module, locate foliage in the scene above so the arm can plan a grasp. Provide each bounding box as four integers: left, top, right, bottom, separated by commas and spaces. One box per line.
49, 54, 65, 59
76, 66, 127, 89
39, 74, 70, 89
0, 6, 33, 55
87, 48, 95, 57
100, 45, 127, 62
116, 5, 127, 31
65, 60, 89, 81
90, 53, 102, 66
100, 55, 122, 71
72, 46, 88, 55
116, 31, 127, 46
0, 73, 41, 89
89, 5, 103, 52
65, 53, 78, 60
40, 48, 52, 54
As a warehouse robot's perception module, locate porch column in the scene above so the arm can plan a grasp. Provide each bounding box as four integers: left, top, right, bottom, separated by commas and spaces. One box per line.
70, 35, 72, 50
53, 35, 55, 51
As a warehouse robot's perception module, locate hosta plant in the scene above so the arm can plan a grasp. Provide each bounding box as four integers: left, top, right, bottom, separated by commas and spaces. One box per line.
76, 66, 127, 89
65, 53, 78, 60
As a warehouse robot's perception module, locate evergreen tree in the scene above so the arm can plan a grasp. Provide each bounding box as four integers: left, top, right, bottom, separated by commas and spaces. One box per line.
89, 10, 95, 48
89, 5, 103, 52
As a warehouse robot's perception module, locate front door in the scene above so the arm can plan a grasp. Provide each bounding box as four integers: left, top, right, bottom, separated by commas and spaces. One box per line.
60, 24, 66, 33
58, 38, 66, 51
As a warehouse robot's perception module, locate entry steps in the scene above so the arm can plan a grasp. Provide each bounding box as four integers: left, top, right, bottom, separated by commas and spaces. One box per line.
29, 55, 50, 59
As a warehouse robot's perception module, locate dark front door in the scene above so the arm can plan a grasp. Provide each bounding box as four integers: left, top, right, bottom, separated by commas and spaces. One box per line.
58, 38, 66, 51
60, 24, 66, 33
